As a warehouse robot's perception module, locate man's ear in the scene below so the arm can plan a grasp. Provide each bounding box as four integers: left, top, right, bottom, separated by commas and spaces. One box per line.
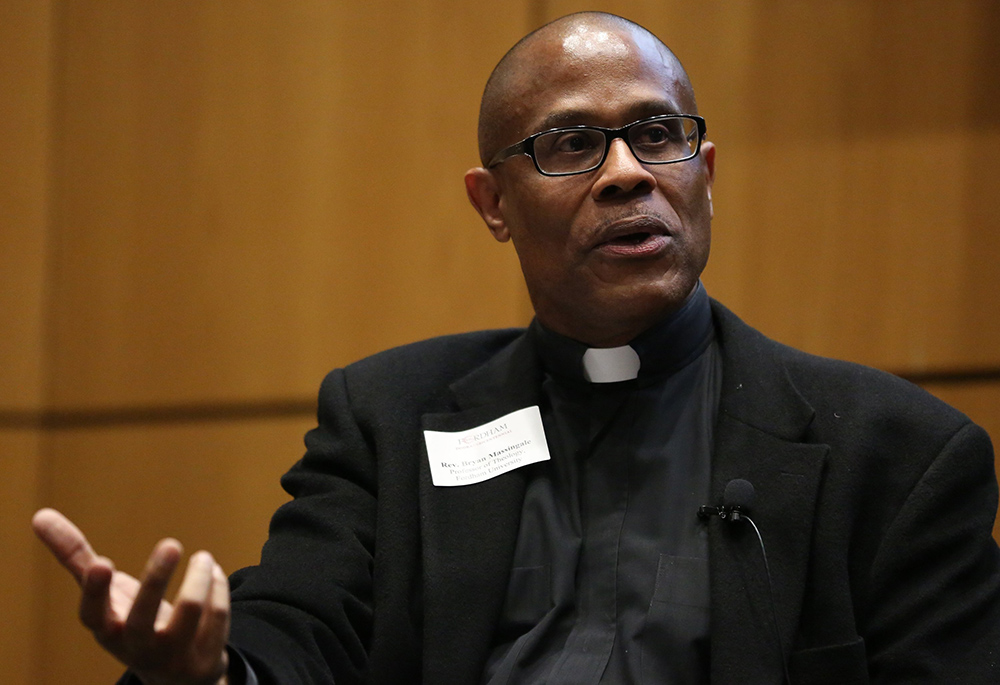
465, 167, 510, 242
700, 141, 716, 219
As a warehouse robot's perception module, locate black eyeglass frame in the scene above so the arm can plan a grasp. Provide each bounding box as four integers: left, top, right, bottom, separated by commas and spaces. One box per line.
487, 114, 707, 177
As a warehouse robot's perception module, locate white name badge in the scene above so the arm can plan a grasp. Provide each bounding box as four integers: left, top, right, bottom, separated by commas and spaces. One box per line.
424, 406, 551, 487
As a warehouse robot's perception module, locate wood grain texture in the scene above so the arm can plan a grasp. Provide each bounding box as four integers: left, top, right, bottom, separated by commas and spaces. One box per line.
46, 1, 533, 411
0, 430, 46, 685
0, 2, 52, 683
0, 0, 52, 411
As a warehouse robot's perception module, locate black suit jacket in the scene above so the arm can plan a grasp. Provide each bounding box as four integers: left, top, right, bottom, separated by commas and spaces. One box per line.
224, 301, 1000, 684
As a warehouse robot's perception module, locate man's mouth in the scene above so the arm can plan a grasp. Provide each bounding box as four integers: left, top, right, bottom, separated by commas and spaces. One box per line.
605, 232, 654, 246
592, 217, 672, 257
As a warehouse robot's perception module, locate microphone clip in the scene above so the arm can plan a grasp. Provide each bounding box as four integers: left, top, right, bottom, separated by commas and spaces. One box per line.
699, 479, 755, 523
697, 504, 749, 522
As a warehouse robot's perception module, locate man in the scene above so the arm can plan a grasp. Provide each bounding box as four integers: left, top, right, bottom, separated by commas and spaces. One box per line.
34, 12, 1000, 685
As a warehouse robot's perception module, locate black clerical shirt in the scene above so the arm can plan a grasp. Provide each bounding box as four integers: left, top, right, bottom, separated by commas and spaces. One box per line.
482, 284, 721, 685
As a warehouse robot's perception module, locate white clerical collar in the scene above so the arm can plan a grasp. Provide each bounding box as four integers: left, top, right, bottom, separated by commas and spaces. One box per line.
531, 281, 713, 384
581, 345, 641, 383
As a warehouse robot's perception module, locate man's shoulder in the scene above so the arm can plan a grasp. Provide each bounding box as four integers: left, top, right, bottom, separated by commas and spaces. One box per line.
347, 327, 527, 375
320, 328, 528, 409
710, 299, 969, 429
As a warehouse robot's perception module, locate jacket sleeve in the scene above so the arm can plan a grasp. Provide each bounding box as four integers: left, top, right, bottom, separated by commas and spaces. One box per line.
224, 368, 379, 685
864, 421, 1000, 683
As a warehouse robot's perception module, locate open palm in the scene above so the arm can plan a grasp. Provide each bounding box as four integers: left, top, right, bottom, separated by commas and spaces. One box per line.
33, 508, 230, 685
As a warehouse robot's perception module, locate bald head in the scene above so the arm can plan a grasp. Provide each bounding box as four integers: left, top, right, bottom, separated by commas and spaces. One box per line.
477, 12, 697, 165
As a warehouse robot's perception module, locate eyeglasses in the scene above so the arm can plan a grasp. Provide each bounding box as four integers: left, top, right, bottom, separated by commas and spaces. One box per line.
487, 114, 706, 176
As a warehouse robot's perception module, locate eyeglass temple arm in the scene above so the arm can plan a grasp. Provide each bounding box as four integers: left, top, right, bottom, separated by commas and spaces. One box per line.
487, 140, 529, 168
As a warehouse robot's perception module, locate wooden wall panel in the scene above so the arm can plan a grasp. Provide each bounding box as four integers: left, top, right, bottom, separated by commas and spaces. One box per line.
0, 430, 45, 685
0, 0, 52, 412
544, 0, 1000, 375
47, 0, 532, 411
1, 2, 52, 683
35, 415, 315, 685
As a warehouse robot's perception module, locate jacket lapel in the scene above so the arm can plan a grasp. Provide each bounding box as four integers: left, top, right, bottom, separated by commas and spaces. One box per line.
418, 330, 543, 685
708, 302, 830, 684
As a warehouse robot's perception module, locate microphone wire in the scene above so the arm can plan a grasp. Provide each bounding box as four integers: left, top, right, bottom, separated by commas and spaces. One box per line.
743, 513, 791, 685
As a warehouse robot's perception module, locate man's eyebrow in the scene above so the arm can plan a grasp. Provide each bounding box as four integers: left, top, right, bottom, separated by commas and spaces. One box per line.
533, 109, 596, 131
531, 101, 684, 133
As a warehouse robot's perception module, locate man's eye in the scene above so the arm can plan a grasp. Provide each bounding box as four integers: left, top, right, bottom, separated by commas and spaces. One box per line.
552, 132, 599, 153
634, 124, 675, 146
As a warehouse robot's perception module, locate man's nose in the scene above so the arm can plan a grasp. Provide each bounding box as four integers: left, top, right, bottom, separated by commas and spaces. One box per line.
592, 137, 657, 199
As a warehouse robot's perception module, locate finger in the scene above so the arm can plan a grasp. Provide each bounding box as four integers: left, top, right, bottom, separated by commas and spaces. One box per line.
193, 562, 231, 670
124, 538, 183, 634
31, 508, 99, 583
79, 556, 116, 632
165, 551, 216, 645
175, 562, 229, 682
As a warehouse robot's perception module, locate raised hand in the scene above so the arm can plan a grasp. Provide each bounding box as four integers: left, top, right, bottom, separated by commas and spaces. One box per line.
32, 508, 231, 685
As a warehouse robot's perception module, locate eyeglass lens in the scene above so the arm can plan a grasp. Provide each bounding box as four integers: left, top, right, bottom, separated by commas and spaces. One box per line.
533, 117, 699, 174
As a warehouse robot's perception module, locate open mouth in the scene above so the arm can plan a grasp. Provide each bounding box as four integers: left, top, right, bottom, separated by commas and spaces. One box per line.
594, 226, 670, 257
605, 232, 653, 246
590, 214, 672, 257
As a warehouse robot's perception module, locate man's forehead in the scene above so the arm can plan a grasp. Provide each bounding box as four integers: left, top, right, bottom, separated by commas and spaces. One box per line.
558, 24, 632, 60
516, 21, 677, 76
554, 21, 675, 68
507, 29, 690, 132
477, 13, 695, 163
531, 97, 687, 132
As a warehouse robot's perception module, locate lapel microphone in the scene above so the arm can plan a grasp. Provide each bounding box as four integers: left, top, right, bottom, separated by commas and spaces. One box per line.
698, 478, 755, 522
698, 479, 792, 684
